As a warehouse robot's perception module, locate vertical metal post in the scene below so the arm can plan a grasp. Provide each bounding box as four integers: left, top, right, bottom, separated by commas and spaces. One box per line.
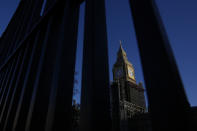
129, 0, 191, 131
23, 0, 80, 130
0, 50, 24, 129
0, 74, 3, 88
0, 59, 16, 114
2, 44, 29, 131
12, 31, 41, 131
24, 17, 54, 131
0, 54, 22, 125
45, 0, 80, 130
80, 0, 112, 131
43, 0, 57, 13
26, 0, 44, 30
0, 68, 10, 100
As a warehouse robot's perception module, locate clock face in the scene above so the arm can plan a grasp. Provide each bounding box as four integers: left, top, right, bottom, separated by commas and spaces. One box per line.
128, 66, 135, 80
128, 69, 133, 77
115, 68, 123, 78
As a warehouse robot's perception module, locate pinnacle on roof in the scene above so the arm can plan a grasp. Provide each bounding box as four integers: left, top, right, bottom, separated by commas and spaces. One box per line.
118, 40, 126, 56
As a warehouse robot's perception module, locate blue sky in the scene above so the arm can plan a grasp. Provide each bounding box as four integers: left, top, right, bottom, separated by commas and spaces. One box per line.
0, 0, 197, 106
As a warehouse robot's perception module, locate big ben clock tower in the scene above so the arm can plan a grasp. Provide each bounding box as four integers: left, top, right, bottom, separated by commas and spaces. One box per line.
111, 42, 146, 125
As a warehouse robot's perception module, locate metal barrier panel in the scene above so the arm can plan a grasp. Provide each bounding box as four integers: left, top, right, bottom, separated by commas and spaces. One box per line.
0, 0, 195, 131
0, 0, 80, 130
129, 0, 191, 131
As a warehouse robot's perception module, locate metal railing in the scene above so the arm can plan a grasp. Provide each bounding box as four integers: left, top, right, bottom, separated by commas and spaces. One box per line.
0, 0, 195, 131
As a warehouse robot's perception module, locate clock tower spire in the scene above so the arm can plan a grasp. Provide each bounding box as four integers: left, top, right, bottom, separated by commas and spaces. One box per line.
113, 41, 136, 82
111, 41, 146, 122
117, 40, 127, 62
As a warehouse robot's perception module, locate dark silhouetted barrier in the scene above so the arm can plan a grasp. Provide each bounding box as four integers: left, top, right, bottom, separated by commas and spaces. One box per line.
0, 0, 195, 131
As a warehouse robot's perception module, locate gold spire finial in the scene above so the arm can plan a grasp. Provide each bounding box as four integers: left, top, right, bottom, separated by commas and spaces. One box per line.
118, 40, 126, 56
119, 40, 122, 47
119, 40, 124, 51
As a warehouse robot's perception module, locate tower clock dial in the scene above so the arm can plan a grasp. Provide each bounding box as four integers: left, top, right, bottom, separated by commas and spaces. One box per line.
128, 69, 133, 77
127, 66, 135, 80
